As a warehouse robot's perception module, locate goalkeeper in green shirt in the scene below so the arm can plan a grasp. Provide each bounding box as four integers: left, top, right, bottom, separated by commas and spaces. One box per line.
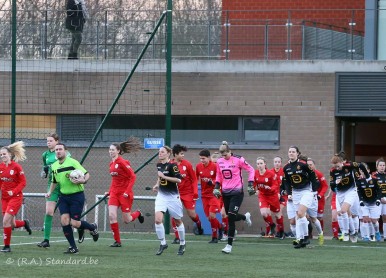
46, 143, 98, 254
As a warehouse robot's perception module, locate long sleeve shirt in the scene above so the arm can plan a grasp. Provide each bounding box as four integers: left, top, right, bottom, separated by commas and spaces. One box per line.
282, 159, 320, 194
0, 161, 27, 199
215, 154, 254, 195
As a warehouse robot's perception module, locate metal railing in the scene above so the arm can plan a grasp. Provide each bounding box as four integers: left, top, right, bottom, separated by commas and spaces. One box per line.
0, 9, 365, 60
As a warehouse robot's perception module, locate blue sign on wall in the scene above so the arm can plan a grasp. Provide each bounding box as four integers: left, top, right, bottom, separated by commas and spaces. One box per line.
144, 138, 164, 149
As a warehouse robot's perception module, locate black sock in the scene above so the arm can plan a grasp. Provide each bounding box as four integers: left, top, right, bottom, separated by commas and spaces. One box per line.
63, 225, 76, 248
235, 213, 245, 221
80, 221, 94, 231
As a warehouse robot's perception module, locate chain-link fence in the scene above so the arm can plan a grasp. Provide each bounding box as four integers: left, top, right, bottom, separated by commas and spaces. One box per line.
0, 8, 365, 60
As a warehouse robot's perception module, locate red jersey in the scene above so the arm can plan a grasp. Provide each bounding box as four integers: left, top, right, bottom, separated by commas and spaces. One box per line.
0, 161, 26, 199
171, 159, 197, 197
196, 161, 217, 198
315, 169, 328, 196
271, 167, 284, 189
109, 156, 136, 195
253, 169, 278, 195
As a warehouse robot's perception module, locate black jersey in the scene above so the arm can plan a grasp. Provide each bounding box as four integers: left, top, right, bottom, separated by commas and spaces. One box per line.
330, 162, 369, 193
157, 161, 182, 195
282, 159, 320, 194
356, 177, 381, 204
372, 171, 386, 198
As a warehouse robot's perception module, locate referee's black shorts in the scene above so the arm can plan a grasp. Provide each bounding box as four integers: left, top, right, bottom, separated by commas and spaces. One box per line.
58, 191, 85, 221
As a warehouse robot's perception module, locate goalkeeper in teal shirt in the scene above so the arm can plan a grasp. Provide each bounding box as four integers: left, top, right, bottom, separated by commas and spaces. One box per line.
46, 143, 99, 254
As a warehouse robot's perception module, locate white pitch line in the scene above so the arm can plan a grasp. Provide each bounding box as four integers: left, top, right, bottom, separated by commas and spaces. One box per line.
9, 235, 386, 250
8, 239, 69, 247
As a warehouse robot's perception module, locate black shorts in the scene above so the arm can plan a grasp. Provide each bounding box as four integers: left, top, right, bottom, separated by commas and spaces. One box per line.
222, 192, 244, 215
58, 191, 85, 221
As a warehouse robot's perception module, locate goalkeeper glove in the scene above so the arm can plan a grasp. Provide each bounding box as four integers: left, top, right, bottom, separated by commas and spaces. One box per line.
247, 186, 255, 196
247, 181, 255, 196
213, 188, 221, 199
40, 166, 49, 178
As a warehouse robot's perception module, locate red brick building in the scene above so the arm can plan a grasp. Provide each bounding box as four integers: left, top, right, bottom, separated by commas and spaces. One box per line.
221, 0, 365, 59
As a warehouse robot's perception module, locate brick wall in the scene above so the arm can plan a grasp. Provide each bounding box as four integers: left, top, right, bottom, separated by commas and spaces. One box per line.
0, 61, 337, 194
0, 60, 341, 234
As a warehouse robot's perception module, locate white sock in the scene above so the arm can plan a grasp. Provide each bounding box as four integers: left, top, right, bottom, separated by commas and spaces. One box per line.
295, 219, 303, 240
349, 217, 355, 234
361, 222, 369, 239
302, 218, 309, 237
290, 224, 297, 236
177, 223, 186, 245
369, 221, 375, 235
312, 218, 323, 235
296, 217, 308, 239
339, 213, 349, 234
337, 215, 344, 233
372, 221, 380, 233
155, 223, 166, 245
353, 216, 359, 232
383, 223, 386, 238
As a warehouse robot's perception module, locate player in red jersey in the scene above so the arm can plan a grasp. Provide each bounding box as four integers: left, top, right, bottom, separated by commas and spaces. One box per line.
270, 156, 287, 237
196, 149, 222, 243
171, 144, 203, 243
106, 137, 144, 247
254, 157, 285, 239
329, 191, 339, 239
0, 141, 32, 252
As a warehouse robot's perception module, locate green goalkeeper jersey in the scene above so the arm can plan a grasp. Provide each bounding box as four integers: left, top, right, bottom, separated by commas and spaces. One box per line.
42, 149, 71, 186
51, 157, 88, 195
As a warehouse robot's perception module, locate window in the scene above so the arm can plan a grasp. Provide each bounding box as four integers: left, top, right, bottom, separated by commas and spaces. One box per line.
101, 115, 279, 149
243, 117, 279, 142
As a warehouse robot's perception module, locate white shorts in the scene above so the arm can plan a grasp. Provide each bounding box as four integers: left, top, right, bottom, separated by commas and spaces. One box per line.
336, 187, 360, 216
306, 193, 318, 218
361, 203, 381, 219
155, 192, 183, 219
381, 203, 386, 215
287, 199, 296, 219
292, 189, 314, 212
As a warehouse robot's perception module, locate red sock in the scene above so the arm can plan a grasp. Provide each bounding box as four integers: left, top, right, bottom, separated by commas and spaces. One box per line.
276, 216, 284, 232
110, 222, 121, 243
319, 219, 324, 230
222, 217, 229, 234
3, 226, 12, 246
264, 215, 273, 234
130, 211, 140, 222
171, 218, 179, 239
332, 221, 339, 237
192, 214, 202, 229
217, 218, 222, 230
210, 218, 220, 238
14, 220, 25, 228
